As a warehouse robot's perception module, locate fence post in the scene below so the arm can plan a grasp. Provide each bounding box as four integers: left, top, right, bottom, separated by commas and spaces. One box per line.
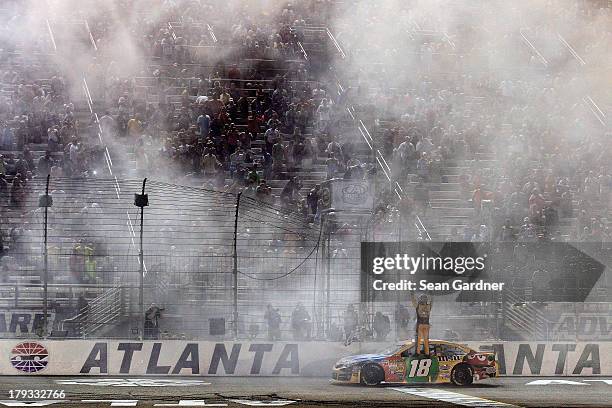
39, 174, 53, 338
134, 178, 149, 340
233, 192, 242, 339
324, 215, 331, 338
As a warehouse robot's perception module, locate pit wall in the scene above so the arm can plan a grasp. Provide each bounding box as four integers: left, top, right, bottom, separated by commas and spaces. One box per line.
1, 340, 610, 376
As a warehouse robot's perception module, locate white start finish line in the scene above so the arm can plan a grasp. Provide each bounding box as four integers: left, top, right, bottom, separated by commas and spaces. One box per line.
392, 388, 522, 407
55, 379, 210, 387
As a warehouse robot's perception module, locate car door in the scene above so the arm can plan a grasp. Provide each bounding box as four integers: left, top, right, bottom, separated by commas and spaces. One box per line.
400, 344, 440, 383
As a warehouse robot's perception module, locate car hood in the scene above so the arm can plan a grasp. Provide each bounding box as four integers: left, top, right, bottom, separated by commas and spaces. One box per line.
336, 354, 387, 366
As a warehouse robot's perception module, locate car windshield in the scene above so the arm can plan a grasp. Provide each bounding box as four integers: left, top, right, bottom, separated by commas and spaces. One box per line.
377, 343, 407, 356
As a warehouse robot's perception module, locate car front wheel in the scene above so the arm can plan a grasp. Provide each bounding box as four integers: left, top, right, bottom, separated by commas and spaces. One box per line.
360, 363, 384, 386
451, 364, 473, 386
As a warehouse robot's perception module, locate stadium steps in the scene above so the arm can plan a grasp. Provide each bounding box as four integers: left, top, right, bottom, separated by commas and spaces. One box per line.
429, 198, 470, 209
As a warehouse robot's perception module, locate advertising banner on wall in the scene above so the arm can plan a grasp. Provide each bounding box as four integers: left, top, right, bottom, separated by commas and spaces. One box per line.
320, 179, 374, 212
0, 340, 610, 377
0, 311, 55, 337
544, 303, 612, 341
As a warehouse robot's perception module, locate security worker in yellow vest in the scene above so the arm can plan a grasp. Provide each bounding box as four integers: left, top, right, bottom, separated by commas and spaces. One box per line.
71, 240, 95, 283
83, 242, 96, 283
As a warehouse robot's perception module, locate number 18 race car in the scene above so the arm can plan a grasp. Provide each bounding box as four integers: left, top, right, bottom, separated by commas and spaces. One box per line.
332, 340, 498, 386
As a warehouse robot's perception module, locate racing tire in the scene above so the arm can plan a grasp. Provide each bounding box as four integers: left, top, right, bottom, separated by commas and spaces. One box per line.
450, 364, 473, 386
360, 363, 384, 386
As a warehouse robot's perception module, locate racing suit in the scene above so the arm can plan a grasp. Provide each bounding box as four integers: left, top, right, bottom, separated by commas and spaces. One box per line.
411, 294, 432, 355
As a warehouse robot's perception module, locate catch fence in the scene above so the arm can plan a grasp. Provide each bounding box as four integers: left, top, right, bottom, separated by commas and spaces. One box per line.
0, 176, 366, 341
1, 176, 609, 343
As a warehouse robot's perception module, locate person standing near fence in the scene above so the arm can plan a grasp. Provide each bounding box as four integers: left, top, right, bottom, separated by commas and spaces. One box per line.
394, 303, 411, 340
342, 304, 358, 341
291, 303, 311, 340
373, 311, 391, 341
144, 304, 163, 340
264, 304, 282, 341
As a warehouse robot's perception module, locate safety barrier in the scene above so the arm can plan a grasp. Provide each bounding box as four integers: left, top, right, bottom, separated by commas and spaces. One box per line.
0, 340, 609, 377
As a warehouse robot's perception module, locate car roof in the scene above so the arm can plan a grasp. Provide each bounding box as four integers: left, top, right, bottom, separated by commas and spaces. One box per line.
397, 339, 472, 350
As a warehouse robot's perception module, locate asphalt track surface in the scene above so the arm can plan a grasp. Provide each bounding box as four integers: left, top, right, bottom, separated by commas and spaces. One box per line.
0, 377, 610, 407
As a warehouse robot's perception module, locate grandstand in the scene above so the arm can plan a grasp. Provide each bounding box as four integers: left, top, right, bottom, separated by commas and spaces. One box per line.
0, 0, 609, 344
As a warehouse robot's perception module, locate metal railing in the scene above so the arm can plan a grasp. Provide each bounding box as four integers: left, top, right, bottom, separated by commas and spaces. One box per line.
62, 285, 125, 337
504, 289, 552, 340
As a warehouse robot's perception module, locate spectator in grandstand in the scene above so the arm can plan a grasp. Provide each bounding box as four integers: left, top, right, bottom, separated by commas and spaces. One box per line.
316, 98, 331, 131
280, 176, 301, 207
201, 149, 222, 185
255, 180, 272, 202
264, 304, 282, 341
229, 146, 245, 178
128, 115, 144, 139
447, 227, 462, 242
197, 111, 211, 139
271, 139, 286, 175
325, 153, 341, 180
306, 184, 320, 215
414, 181, 429, 216
0, 121, 14, 150
37, 151, 54, 177
0, 173, 8, 206
499, 219, 517, 241
416, 152, 430, 181
10, 174, 25, 208
99, 111, 115, 136
68, 139, 79, 167
14, 157, 29, 177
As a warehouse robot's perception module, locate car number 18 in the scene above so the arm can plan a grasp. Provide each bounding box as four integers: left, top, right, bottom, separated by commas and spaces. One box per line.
408, 358, 432, 377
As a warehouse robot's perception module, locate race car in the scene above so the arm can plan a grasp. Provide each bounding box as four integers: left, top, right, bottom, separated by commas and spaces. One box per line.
331, 340, 497, 386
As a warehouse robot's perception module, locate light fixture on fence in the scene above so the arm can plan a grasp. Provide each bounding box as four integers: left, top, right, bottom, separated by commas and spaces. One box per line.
134, 193, 149, 207
38, 193, 53, 208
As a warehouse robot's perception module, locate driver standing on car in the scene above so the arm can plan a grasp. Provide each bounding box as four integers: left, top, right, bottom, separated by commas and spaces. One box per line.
411, 292, 433, 356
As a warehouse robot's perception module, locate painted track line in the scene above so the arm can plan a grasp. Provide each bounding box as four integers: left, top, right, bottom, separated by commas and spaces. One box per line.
392, 387, 522, 407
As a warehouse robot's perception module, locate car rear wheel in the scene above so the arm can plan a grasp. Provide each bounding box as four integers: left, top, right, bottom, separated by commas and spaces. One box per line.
360, 363, 384, 386
451, 364, 473, 386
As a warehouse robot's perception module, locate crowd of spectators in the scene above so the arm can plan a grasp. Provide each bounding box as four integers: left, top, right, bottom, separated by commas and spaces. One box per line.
333, 1, 612, 244
0, 65, 101, 202
80, 0, 383, 223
